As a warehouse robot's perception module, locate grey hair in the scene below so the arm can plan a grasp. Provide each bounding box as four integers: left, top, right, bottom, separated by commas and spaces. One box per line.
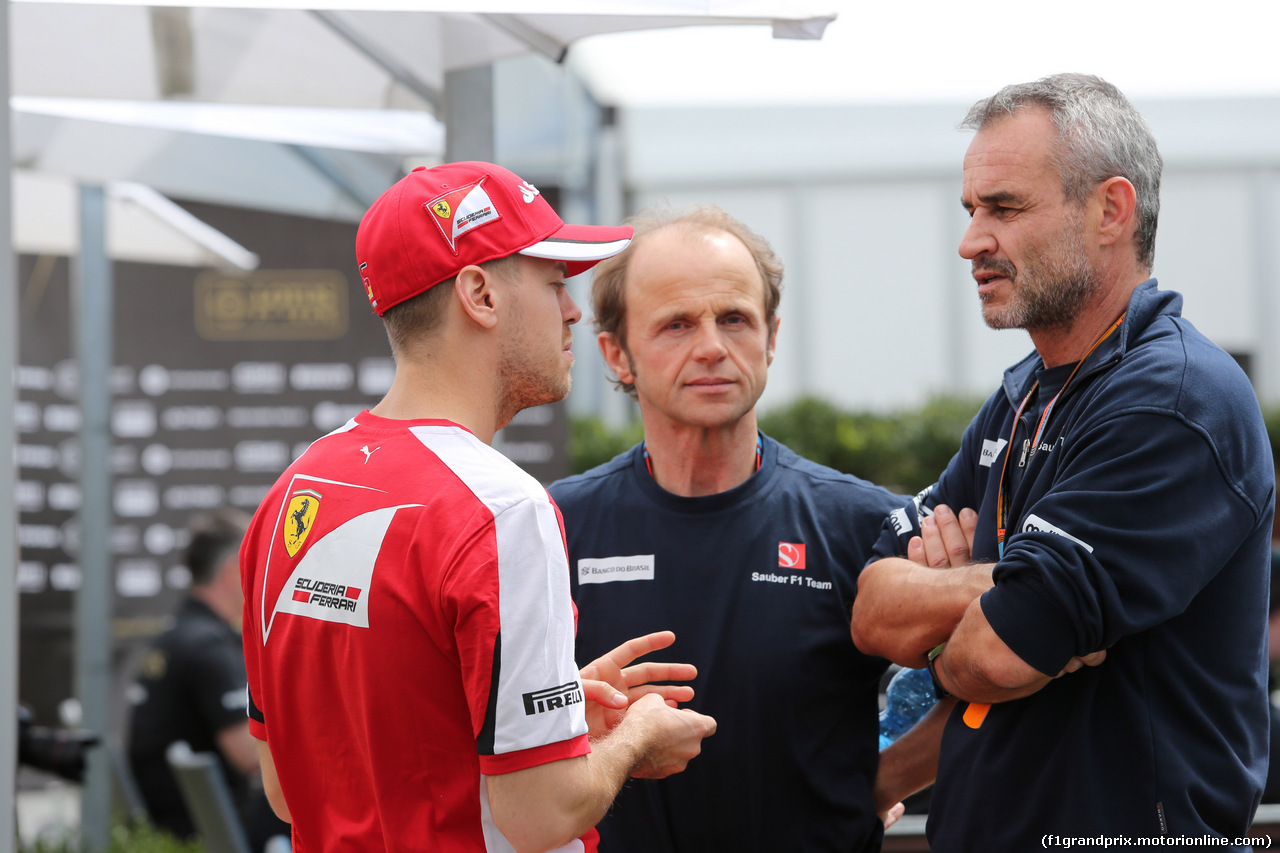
961, 73, 1162, 271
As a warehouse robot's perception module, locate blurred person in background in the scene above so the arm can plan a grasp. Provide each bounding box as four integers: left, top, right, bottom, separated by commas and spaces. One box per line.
128, 507, 289, 850
550, 205, 919, 852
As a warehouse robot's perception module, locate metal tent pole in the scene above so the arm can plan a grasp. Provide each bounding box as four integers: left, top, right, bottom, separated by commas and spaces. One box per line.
74, 183, 113, 852
445, 65, 495, 162
0, 0, 21, 843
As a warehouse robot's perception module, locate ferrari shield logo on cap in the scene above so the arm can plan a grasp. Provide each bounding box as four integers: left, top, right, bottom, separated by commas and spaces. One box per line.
284, 490, 321, 558
425, 179, 501, 252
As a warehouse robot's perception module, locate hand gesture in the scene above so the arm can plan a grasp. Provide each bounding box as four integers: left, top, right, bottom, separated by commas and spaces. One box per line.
622, 692, 717, 779
579, 630, 697, 738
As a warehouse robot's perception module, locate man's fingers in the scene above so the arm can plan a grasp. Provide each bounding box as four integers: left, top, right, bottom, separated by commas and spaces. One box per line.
916, 504, 977, 569
1058, 649, 1108, 676
619, 661, 697, 687
907, 536, 926, 566
958, 507, 978, 552
627, 684, 695, 705
581, 631, 682, 686
598, 630, 678, 670
919, 515, 950, 568
685, 706, 717, 738
933, 505, 973, 566
580, 678, 626, 709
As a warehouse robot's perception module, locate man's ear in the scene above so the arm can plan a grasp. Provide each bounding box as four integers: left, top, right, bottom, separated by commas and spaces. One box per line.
454, 264, 499, 329
766, 315, 780, 366
598, 332, 635, 385
1095, 176, 1138, 249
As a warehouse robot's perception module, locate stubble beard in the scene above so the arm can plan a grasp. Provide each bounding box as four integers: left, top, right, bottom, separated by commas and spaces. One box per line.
496, 334, 571, 426
978, 212, 1102, 333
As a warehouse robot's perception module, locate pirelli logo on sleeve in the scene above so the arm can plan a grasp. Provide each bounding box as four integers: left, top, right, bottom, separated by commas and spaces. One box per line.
522, 682, 584, 716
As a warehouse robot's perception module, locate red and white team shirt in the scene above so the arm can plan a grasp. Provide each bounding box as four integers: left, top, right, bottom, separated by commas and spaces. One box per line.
241, 412, 593, 852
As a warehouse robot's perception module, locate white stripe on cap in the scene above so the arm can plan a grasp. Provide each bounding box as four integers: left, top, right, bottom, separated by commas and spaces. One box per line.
520, 237, 632, 262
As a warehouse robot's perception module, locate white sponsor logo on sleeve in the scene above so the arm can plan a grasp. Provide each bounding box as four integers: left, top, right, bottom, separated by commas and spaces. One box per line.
889, 507, 913, 536
1021, 513, 1094, 553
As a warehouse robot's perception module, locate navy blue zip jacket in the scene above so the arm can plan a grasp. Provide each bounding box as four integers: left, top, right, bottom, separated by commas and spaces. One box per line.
873, 280, 1274, 849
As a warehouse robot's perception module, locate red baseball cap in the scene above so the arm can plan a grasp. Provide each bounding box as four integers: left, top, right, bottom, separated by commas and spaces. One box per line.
355, 161, 633, 315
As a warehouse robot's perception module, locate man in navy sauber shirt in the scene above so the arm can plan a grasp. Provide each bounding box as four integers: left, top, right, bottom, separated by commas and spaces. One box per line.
851, 74, 1275, 851
551, 205, 921, 852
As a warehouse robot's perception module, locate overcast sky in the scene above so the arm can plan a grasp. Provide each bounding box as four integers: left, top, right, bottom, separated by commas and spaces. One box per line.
569, 1, 1279, 107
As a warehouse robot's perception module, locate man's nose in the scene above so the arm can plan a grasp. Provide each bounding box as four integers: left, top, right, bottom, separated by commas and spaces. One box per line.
959, 213, 996, 261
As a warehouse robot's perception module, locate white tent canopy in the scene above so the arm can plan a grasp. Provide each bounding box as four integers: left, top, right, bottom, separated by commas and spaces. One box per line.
11, 97, 445, 249
8, 2, 835, 259
13, 97, 445, 153
12, 2, 835, 109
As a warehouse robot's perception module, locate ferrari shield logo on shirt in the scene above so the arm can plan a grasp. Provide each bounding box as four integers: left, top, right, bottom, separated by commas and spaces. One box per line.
268, 504, 421, 634
425, 179, 501, 252
260, 474, 424, 641
283, 490, 321, 557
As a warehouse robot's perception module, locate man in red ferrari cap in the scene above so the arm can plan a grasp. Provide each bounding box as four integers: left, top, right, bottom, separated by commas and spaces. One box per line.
239, 162, 717, 853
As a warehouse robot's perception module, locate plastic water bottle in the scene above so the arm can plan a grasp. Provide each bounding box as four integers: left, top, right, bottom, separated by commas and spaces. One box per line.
879, 666, 937, 748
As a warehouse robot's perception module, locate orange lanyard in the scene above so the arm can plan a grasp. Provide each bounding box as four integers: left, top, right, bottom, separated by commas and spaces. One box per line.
994, 313, 1125, 558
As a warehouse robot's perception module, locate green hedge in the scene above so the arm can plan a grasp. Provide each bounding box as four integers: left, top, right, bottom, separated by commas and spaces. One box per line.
570, 395, 986, 495
1265, 407, 1280, 466
572, 395, 1280, 495
757, 395, 983, 494
567, 413, 647, 476
20, 821, 204, 853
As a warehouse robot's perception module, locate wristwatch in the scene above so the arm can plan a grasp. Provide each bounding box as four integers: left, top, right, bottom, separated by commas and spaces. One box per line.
927, 642, 951, 700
